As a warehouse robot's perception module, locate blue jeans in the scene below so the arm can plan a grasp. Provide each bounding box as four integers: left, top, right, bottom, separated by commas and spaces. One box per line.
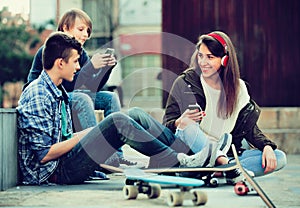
69, 92, 97, 131
70, 90, 123, 159
83, 90, 121, 117
127, 107, 191, 155
70, 90, 121, 131
55, 108, 188, 184
230, 148, 287, 177
173, 117, 287, 177
175, 123, 208, 153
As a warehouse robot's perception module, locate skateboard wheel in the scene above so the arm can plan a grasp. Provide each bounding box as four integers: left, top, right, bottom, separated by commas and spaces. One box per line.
167, 192, 183, 207
209, 178, 219, 187
148, 184, 161, 199
234, 182, 249, 196
192, 190, 208, 206
123, 185, 138, 200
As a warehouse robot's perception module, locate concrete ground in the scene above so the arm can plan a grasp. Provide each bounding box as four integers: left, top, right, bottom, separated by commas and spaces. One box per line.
0, 146, 299, 208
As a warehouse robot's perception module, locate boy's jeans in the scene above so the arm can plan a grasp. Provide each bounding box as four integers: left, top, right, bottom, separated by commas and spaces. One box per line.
55, 108, 189, 184
70, 90, 121, 131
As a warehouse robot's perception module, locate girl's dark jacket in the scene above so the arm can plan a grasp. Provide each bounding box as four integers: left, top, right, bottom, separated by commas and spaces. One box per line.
163, 68, 277, 156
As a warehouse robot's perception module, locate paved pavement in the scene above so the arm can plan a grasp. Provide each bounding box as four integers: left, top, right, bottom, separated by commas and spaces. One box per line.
0, 146, 299, 208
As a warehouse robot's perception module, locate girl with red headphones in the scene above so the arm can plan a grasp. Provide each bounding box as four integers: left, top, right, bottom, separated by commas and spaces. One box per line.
163, 31, 287, 183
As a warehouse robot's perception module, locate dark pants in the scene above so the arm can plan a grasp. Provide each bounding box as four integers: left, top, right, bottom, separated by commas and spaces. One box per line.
54, 107, 190, 184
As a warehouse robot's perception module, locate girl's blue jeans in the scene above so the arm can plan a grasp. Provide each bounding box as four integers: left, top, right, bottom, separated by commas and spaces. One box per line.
229, 148, 287, 177
174, 121, 287, 177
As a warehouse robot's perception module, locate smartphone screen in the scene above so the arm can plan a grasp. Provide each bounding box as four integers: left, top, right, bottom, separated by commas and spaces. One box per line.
188, 103, 202, 112
105, 48, 115, 55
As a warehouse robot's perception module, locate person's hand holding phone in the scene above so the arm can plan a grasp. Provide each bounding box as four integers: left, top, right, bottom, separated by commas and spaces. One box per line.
175, 103, 206, 128
186, 103, 206, 123
105, 48, 117, 67
90, 48, 116, 69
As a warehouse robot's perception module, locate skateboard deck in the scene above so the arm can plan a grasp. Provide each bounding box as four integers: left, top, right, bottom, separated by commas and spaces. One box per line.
100, 162, 237, 173
125, 168, 205, 187
100, 165, 207, 206
100, 162, 237, 187
231, 144, 276, 208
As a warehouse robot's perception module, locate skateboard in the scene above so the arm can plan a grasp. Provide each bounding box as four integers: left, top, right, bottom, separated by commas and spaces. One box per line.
231, 144, 276, 208
100, 166, 207, 206
100, 162, 237, 187
144, 162, 238, 187
100, 144, 276, 207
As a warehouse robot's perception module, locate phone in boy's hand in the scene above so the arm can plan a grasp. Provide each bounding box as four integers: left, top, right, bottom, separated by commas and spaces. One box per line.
105, 48, 115, 55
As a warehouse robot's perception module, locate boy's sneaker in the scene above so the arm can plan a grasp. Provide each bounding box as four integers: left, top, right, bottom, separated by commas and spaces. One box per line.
104, 153, 138, 167
177, 143, 213, 167
119, 157, 138, 166
88, 170, 109, 180
104, 153, 120, 167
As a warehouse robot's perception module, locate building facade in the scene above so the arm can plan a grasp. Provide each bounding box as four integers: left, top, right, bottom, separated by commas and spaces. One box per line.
29, 0, 163, 108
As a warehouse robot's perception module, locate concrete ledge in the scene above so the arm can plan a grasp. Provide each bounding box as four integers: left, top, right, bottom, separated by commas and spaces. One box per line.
264, 130, 300, 154
0, 109, 18, 191
258, 107, 300, 129
257, 107, 300, 154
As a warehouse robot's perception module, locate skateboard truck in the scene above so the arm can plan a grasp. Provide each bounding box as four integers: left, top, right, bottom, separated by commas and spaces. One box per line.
123, 177, 207, 207
167, 186, 207, 207
123, 178, 161, 199
201, 172, 220, 187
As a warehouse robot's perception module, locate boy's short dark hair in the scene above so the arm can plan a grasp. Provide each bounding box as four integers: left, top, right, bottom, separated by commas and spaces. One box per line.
42, 32, 82, 70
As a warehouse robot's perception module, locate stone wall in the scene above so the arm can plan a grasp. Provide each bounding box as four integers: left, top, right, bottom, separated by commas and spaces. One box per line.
258, 108, 300, 154
0, 109, 18, 191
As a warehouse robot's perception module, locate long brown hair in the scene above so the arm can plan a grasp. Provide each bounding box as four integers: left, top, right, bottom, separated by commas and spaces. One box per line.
190, 31, 240, 118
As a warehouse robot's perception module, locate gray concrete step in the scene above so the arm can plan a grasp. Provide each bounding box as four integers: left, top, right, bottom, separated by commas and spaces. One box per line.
0, 154, 299, 208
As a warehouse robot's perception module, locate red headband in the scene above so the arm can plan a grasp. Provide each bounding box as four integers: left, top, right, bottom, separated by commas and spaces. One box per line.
207, 33, 228, 54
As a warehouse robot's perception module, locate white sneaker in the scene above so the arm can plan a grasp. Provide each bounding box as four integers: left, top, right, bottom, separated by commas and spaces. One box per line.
219, 133, 232, 154
208, 133, 232, 167
177, 143, 213, 167
177, 133, 232, 168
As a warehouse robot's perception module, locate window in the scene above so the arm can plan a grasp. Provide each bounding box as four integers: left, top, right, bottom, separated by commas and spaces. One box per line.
120, 54, 162, 107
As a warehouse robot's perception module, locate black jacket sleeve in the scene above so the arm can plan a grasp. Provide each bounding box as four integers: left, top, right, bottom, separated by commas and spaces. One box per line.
229, 99, 277, 155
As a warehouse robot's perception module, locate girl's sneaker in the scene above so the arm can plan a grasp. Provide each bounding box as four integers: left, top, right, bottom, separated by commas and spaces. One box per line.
208, 133, 232, 167
225, 168, 255, 185
177, 143, 213, 167
177, 133, 232, 168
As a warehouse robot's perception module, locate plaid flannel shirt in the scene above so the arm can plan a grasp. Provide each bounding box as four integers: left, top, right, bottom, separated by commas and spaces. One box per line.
17, 71, 73, 185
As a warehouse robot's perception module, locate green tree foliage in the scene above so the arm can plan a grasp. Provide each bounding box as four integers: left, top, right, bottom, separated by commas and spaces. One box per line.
0, 24, 33, 85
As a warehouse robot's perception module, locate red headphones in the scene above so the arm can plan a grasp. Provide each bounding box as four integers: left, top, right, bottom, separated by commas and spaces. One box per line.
207, 33, 229, 67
